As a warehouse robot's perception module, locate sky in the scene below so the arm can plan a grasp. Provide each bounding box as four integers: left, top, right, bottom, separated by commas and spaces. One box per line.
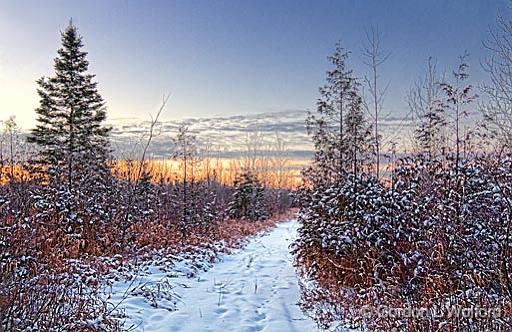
0, 0, 510, 131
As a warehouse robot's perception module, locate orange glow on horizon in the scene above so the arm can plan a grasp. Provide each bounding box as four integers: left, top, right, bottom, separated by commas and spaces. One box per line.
0, 158, 308, 189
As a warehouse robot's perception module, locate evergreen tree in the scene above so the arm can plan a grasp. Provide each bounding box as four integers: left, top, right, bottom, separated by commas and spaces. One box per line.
440, 54, 476, 170
28, 22, 111, 190
415, 103, 446, 159
409, 58, 447, 160
27, 22, 112, 238
227, 171, 268, 221
172, 125, 200, 237
295, 42, 372, 269
305, 42, 369, 183
344, 93, 372, 176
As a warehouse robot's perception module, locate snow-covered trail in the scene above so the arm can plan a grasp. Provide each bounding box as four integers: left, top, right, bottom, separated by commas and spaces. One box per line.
110, 220, 321, 332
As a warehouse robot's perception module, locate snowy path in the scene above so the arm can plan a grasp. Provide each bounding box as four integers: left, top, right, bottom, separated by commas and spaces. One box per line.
109, 220, 321, 332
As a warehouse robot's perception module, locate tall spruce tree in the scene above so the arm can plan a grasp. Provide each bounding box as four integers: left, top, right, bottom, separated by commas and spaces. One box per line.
28, 22, 111, 190
305, 42, 371, 183
296, 42, 372, 261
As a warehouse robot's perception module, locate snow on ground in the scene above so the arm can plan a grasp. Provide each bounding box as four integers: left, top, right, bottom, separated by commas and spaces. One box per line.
108, 220, 323, 332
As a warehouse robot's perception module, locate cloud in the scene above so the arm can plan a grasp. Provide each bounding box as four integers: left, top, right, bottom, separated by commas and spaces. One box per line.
108, 109, 414, 159
108, 109, 312, 158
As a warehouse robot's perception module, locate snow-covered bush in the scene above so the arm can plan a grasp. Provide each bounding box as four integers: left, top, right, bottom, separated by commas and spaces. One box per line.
0, 269, 121, 332
294, 154, 512, 330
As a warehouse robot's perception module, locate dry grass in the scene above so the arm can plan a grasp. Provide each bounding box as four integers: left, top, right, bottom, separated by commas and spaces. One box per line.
133, 209, 298, 255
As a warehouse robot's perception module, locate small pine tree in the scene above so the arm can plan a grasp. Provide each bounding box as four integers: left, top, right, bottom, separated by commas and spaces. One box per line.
409, 58, 447, 160
227, 172, 268, 221
415, 101, 446, 159
172, 125, 200, 238
250, 182, 268, 221
440, 54, 476, 170
28, 21, 111, 190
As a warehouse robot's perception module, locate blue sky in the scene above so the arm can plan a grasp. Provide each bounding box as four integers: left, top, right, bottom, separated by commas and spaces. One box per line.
0, 0, 509, 129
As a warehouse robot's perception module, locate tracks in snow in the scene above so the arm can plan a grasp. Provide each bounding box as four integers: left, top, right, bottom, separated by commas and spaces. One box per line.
110, 220, 320, 332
